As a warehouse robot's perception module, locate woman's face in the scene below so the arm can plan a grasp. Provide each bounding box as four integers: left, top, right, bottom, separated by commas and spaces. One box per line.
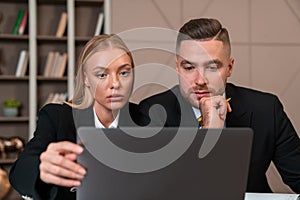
84, 48, 133, 113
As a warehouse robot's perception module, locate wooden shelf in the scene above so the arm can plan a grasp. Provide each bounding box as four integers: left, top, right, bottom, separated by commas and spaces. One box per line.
0, 116, 29, 122
37, 76, 68, 81
75, 36, 92, 42
0, 0, 27, 4
75, 0, 104, 6
0, 75, 29, 81
0, 34, 29, 40
0, 158, 17, 165
37, 0, 66, 5
37, 35, 68, 42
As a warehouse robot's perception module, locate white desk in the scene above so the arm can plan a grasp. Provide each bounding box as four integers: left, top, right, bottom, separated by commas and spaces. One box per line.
245, 193, 300, 200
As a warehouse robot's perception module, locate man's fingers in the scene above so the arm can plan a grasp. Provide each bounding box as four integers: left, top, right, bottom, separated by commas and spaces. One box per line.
199, 96, 229, 127
227, 101, 232, 113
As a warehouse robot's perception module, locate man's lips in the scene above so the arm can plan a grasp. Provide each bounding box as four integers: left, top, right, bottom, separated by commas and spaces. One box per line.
193, 91, 211, 99
107, 94, 124, 101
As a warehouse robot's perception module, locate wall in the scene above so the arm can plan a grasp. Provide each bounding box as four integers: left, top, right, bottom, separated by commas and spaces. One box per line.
110, 0, 300, 193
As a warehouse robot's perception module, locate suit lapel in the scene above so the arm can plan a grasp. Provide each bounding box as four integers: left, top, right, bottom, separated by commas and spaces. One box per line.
174, 86, 198, 127
225, 83, 252, 127
119, 103, 139, 127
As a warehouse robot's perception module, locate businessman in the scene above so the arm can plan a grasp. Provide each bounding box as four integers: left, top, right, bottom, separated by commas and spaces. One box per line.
138, 18, 300, 193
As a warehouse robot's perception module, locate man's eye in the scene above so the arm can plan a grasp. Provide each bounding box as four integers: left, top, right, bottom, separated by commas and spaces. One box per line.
96, 73, 107, 79
206, 65, 218, 71
183, 65, 195, 71
120, 70, 131, 77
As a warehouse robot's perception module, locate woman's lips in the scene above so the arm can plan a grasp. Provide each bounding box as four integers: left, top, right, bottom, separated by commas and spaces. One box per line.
107, 94, 124, 102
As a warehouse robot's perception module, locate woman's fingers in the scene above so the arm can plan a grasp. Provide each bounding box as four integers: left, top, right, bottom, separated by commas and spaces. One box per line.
39, 141, 86, 187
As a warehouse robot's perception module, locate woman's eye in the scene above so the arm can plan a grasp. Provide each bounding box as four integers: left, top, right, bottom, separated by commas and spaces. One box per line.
120, 70, 131, 77
96, 73, 107, 79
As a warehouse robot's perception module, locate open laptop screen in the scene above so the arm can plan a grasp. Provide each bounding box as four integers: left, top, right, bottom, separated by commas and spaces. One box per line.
77, 127, 253, 200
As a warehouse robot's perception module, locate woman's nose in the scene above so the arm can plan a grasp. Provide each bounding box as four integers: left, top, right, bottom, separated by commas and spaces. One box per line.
110, 75, 120, 89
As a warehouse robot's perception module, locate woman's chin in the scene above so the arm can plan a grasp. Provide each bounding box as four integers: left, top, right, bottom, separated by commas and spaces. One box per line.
108, 102, 127, 111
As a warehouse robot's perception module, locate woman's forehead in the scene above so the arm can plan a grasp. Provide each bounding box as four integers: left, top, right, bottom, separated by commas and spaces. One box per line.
85, 49, 131, 69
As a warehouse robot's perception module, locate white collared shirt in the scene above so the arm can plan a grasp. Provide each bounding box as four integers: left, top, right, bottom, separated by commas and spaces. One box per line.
93, 107, 119, 128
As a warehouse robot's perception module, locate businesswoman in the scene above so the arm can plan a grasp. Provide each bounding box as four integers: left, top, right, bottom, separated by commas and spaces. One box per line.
9, 34, 139, 200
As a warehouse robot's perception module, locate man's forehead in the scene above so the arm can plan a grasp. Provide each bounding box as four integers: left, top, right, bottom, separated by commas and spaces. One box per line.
178, 40, 225, 61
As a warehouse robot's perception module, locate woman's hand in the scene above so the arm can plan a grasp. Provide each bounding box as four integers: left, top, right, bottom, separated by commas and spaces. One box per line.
39, 141, 86, 187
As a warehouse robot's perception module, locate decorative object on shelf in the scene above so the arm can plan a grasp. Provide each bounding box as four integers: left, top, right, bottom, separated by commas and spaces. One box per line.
2, 98, 21, 117
0, 167, 10, 200
0, 136, 25, 160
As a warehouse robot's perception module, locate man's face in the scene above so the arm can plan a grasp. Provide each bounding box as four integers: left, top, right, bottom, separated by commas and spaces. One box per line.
176, 40, 234, 108
84, 48, 133, 112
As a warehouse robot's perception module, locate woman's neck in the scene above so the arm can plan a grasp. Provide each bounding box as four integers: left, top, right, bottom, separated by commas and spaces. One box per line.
94, 104, 119, 128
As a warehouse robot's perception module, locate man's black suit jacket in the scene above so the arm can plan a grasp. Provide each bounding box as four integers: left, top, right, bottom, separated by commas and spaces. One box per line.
9, 103, 139, 200
138, 83, 300, 193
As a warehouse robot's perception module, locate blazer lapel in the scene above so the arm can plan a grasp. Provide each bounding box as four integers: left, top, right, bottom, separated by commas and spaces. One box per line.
72, 106, 94, 128
225, 83, 252, 127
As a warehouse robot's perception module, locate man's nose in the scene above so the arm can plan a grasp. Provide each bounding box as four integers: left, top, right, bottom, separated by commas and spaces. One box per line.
195, 68, 207, 85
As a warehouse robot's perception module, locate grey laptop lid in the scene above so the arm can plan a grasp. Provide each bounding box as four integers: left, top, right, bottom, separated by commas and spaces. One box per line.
76, 127, 253, 200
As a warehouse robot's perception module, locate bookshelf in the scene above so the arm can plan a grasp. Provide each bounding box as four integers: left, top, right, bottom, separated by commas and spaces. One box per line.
0, 3, 30, 171
0, 0, 107, 140
0, 1, 108, 199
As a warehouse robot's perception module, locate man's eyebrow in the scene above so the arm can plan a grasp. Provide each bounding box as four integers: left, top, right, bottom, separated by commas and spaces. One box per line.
180, 59, 197, 66
204, 59, 223, 67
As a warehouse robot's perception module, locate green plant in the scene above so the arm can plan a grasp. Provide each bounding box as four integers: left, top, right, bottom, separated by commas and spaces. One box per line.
3, 98, 21, 108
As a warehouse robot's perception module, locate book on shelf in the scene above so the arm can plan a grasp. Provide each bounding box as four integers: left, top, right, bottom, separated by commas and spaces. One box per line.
43, 51, 54, 77
15, 50, 29, 77
52, 53, 63, 77
48, 52, 60, 77
94, 12, 104, 36
12, 10, 25, 35
43, 52, 67, 77
55, 12, 67, 37
55, 53, 67, 77
18, 10, 28, 35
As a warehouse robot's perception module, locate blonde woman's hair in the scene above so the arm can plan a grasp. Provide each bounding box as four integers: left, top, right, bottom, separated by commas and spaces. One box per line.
66, 34, 134, 109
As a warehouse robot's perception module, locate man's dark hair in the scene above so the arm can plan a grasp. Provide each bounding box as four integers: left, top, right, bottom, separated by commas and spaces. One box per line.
176, 18, 231, 56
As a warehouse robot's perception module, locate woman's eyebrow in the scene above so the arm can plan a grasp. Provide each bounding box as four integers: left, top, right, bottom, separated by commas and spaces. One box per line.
92, 66, 107, 72
118, 63, 132, 70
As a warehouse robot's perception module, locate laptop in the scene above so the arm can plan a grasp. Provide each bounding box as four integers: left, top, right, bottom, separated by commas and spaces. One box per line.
76, 127, 253, 200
